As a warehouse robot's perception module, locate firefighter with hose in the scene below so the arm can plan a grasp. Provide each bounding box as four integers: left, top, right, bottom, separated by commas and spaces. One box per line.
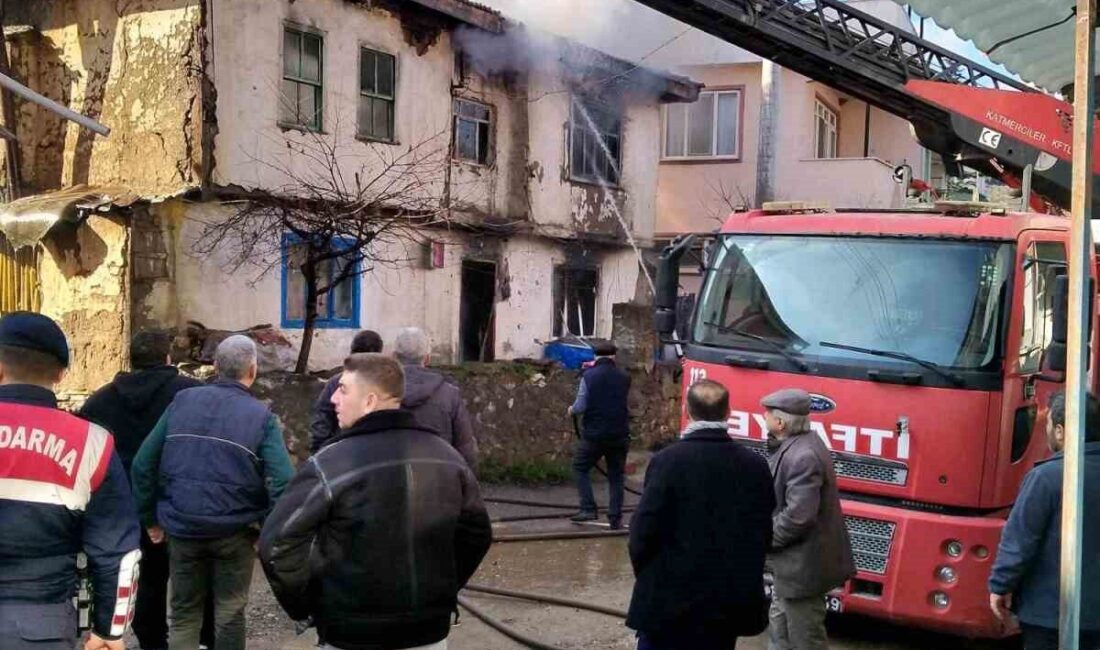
567, 341, 631, 530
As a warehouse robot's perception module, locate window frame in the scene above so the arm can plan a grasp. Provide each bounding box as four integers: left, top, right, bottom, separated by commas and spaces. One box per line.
453, 98, 493, 166
279, 25, 325, 132
280, 234, 362, 330
552, 265, 600, 338
568, 95, 623, 187
661, 88, 744, 161
357, 46, 397, 143
813, 97, 839, 160
1018, 241, 1067, 375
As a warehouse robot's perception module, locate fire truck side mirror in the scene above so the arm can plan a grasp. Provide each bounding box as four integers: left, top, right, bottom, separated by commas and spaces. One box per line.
655, 234, 697, 337
1048, 274, 1094, 373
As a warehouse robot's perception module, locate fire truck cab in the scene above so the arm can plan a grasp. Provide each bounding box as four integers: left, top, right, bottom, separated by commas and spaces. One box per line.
658, 201, 1097, 637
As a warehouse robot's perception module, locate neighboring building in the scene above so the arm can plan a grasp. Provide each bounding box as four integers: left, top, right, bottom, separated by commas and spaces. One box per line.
0, 0, 699, 396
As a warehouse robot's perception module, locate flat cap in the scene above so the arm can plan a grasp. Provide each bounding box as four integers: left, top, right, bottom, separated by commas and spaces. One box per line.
761, 388, 811, 416
0, 311, 69, 368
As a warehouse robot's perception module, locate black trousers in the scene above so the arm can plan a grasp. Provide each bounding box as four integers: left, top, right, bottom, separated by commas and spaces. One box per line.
573, 438, 628, 520
132, 528, 215, 650
1021, 624, 1100, 650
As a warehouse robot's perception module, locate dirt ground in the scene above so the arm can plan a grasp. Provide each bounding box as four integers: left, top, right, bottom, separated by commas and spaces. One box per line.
217, 483, 1019, 650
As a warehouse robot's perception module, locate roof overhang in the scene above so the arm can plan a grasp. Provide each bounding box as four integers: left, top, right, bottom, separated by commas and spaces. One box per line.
408, 0, 503, 33
0, 186, 144, 249
905, 0, 1088, 94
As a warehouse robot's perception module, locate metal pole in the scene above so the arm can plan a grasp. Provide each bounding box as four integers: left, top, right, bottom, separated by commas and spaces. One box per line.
0, 72, 110, 136
1061, 1, 1095, 648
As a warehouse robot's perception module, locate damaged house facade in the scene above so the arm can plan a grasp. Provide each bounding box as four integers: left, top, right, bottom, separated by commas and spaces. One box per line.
0, 0, 699, 396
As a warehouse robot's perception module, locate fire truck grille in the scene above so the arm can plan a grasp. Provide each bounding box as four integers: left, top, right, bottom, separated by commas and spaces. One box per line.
833, 457, 908, 486
731, 439, 908, 486
845, 516, 896, 575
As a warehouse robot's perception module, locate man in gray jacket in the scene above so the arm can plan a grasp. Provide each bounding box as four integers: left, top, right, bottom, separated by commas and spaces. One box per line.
763, 388, 854, 650
394, 327, 478, 470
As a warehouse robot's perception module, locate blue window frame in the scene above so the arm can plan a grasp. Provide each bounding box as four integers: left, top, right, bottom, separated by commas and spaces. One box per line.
281, 234, 361, 329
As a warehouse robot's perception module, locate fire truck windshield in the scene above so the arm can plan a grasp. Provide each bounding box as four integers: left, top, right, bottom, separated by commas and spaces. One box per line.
693, 235, 1013, 373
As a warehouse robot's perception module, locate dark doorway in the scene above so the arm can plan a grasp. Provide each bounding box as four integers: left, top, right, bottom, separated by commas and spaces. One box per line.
461, 260, 496, 362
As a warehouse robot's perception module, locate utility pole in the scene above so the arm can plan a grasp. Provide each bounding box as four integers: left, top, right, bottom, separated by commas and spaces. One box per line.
1061, 1, 1095, 648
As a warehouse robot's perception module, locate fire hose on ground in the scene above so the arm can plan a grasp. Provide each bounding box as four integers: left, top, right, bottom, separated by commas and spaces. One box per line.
457, 583, 627, 650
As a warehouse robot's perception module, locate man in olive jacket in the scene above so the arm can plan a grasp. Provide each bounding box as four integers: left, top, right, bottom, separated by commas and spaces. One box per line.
763, 388, 854, 650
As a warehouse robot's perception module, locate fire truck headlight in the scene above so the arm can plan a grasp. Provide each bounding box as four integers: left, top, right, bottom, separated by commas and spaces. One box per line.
935, 565, 958, 584
930, 592, 950, 609
943, 540, 964, 558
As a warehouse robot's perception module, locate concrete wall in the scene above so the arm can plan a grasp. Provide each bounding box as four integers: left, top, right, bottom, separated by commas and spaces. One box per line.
165, 201, 643, 370
4, 0, 202, 195
38, 215, 130, 401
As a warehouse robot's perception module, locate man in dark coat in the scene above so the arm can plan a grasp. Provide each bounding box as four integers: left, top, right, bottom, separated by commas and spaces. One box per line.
568, 341, 631, 528
79, 330, 212, 650
989, 390, 1100, 649
309, 330, 383, 454
393, 327, 478, 469
259, 354, 492, 650
627, 379, 774, 649
763, 388, 855, 650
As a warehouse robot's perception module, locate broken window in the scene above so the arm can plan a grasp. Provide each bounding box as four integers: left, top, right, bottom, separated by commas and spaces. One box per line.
281, 27, 323, 130
282, 236, 360, 329
553, 266, 599, 337
814, 99, 839, 159
359, 48, 396, 142
664, 90, 742, 158
569, 97, 622, 186
454, 99, 492, 165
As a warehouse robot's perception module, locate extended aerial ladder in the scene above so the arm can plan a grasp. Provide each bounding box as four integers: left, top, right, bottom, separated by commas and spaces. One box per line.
632, 0, 1100, 213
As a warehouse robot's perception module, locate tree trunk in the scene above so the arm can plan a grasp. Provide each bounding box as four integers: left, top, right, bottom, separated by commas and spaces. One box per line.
295, 263, 319, 373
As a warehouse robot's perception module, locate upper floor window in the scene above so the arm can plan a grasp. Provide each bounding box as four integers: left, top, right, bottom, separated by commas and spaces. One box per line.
569, 97, 622, 186
282, 235, 360, 329
359, 48, 396, 142
281, 27, 323, 130
814, 99, 839, 159
664, 90, 742, 159
454, 99, 492, 165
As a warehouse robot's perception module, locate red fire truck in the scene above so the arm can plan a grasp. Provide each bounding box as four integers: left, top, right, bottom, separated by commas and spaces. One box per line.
638, 0, 1100, 638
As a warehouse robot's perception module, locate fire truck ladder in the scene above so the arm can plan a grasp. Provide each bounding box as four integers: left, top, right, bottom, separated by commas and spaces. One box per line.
632, 0, 1078, 208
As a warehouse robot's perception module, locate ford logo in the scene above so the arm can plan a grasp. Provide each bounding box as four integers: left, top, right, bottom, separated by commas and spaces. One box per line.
808, 394, 836, 413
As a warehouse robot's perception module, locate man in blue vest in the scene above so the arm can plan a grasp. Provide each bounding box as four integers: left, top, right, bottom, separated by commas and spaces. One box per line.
568, 341, 631, 529
131, 335, 294, 650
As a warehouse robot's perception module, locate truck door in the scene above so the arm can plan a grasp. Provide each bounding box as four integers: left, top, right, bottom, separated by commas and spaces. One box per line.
997, 234, 1066, 503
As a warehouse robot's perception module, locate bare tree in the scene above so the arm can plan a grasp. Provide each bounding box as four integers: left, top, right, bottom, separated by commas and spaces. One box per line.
192, 122, 454, 372
701, 175, 752, 225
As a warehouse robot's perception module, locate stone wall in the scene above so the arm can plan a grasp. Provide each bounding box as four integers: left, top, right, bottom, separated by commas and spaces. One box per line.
250, 361, 683, 469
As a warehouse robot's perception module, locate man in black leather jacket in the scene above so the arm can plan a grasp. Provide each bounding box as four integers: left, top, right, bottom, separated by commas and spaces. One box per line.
259, 353, 491, 650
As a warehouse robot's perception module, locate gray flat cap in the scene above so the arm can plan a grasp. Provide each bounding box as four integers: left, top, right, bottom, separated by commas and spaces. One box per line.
761, 388, 811, 416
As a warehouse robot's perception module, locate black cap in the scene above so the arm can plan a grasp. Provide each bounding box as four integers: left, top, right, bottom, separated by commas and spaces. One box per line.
0, 312, 70, 368
593, 341, 617, 357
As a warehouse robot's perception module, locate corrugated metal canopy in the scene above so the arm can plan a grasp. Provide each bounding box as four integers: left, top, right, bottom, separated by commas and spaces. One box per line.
905, 0, 1088, 93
